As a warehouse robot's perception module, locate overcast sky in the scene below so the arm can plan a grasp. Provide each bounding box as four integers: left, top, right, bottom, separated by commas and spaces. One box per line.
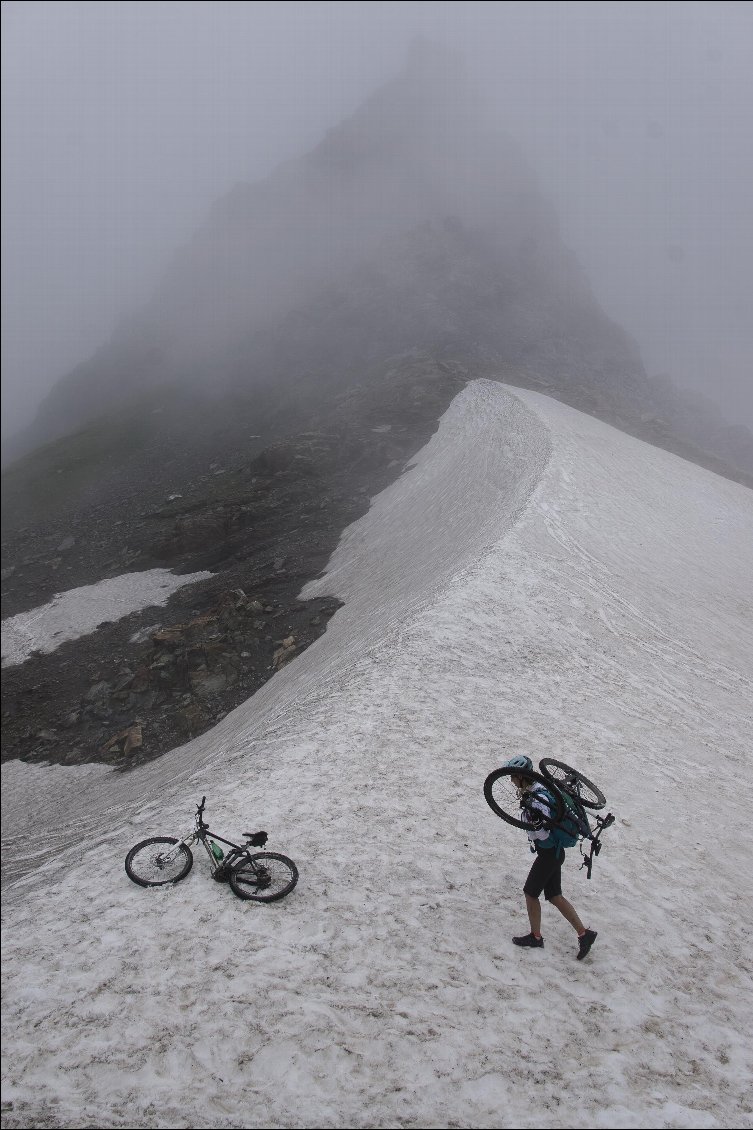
2, 0, 752, 441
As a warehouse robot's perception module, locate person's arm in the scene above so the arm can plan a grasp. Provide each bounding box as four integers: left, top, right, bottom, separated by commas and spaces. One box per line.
522, 787, 554, 842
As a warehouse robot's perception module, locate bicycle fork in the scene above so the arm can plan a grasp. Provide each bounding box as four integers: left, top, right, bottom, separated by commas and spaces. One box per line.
159, 833, 197, 866
580, 812, 615, 879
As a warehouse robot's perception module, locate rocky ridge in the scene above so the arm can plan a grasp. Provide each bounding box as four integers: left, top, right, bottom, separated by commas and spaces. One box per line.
1, 355, 467, 769
3, 45, 752, 770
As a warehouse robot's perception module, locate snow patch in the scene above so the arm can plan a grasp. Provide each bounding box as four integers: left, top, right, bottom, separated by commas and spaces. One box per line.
1, 568, 213, 668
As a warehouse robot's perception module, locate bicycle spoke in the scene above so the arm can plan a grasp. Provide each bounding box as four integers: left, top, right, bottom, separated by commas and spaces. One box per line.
230, 852, 298, 902
125, 837, 193, 886
539, 759, 606, 810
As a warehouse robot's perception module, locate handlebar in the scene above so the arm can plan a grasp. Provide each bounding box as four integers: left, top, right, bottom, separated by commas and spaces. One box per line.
196, 797, 207, 829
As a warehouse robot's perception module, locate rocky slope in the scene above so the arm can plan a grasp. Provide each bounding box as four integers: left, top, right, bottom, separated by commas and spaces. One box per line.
3, 45, 752, 770
1, 355, 468, 768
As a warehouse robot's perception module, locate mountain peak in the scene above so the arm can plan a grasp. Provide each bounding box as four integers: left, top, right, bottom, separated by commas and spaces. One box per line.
308, 37, 482, 172
10, 45, 750, 486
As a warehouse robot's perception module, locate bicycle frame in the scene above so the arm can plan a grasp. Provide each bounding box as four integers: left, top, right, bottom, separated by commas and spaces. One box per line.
198, 827, 250, 875
125, 795, 296, 900
579, 811, 615, 878
156, 810, 261, 877
542, 768, 614, 880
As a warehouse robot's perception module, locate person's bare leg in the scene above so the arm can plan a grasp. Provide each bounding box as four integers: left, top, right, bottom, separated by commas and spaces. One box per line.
549, 894, 585, 934
525, 893, 542, 936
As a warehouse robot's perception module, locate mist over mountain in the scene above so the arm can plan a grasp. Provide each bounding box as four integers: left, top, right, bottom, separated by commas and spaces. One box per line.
6, 41, 749, 479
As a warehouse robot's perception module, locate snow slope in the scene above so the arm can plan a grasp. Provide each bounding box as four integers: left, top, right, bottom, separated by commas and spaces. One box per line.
2, 381, 752, 1129
1, 385, 547, 883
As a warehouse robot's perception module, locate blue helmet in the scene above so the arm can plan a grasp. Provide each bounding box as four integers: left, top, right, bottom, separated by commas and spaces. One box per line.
505, 755, 533, 773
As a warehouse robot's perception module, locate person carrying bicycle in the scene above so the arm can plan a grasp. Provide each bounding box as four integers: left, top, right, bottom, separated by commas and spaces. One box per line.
505, 755, 597, 959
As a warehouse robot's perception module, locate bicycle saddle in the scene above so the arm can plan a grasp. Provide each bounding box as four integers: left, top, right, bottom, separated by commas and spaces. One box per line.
243, 831, 268, 847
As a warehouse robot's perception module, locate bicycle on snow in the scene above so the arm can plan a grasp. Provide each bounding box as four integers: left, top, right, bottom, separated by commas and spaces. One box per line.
125, 796, 298, 901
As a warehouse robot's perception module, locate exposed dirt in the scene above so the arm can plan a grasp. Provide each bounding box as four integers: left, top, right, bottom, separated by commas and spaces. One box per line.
1, 355, 468, 769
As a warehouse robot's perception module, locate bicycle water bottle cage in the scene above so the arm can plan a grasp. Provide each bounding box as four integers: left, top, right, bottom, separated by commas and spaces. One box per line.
244, 831, 268, 847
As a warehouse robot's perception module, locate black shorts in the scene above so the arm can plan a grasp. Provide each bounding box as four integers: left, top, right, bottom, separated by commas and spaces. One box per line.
523, 846, 565, 901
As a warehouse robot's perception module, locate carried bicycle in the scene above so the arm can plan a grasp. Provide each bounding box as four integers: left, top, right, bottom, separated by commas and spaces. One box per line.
483, 759, 614, 877
125, 797, 299, 901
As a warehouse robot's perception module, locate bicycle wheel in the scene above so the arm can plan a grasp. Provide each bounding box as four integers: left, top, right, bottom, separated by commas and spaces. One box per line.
125, 837, 193, 887
229, 852, 298, 902
483, 768, 564, 830
539, 759, 606, 810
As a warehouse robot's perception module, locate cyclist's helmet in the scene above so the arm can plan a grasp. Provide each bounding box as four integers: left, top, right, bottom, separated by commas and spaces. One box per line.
505, 755, 533, 773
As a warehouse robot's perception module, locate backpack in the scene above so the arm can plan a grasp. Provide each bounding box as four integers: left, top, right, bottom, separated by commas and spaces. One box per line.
540, 788, 588, 851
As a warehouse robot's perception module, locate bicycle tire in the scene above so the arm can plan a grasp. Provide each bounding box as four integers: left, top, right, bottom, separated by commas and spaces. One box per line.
483, 767, 564, 830
125, 837, 193, 887
229, 852, 298, 902
539, 759, 606, 810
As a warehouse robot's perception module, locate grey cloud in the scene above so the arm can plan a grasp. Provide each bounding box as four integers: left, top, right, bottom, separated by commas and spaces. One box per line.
2, 1, 751, 439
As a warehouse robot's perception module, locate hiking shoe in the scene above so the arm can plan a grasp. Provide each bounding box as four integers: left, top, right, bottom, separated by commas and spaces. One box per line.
512, 933, 544, 948
577, 929, 598, 960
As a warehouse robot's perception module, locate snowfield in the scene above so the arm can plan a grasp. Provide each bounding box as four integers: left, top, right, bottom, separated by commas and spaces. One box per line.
1, 567, 213, 669
2, 381, 752, 1129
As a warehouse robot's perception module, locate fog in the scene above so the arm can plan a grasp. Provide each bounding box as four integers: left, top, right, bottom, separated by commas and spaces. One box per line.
2, 0, 752, 442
